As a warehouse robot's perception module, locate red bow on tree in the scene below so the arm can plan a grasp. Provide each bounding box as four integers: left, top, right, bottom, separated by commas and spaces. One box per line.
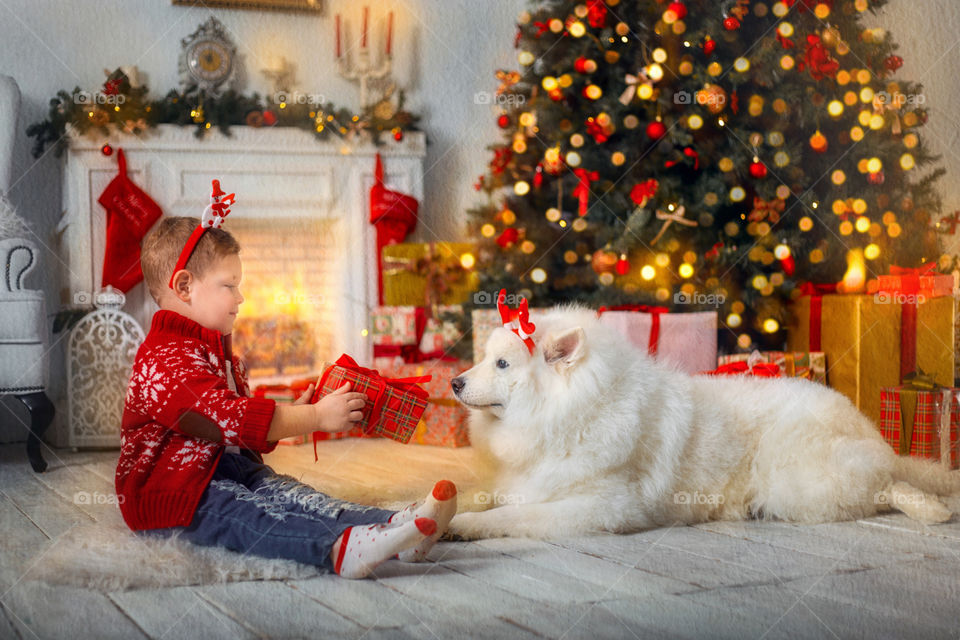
586, 0, 608, 28
630, 179, 659, 207
800, 34, 840, 80
490, 147, 513, 175
664, 147, 700, 170
573, 168, 599, 216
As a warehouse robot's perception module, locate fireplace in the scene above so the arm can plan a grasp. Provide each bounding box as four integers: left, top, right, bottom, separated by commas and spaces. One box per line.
53, 124, 426, 444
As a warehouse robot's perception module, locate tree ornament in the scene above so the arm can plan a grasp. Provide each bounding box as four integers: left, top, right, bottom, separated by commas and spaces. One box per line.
664, 2, 687, 22
867, 170, 885, 185
615, 255, 631, 275
574, 57, 597, 73
591, 249, 618, 274
101, 144, 114, 156
586, 0, 608, 28
497, 114, 510, 128
697, 83, 727, 114
630, 179, 659, 207
393, 128, 404, 141
646, 120, 667, 140
703, 37, 717, 56
496, 227, 519, 248
262, 110, 277, 125
809, 129, 828, 152
723, 16, 740, 30
749, 158, 768, 179
884, 55, 904, 72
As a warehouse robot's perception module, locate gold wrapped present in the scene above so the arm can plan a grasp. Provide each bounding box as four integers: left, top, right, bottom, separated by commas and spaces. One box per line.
787, 294, 954, 425
382, 242, 478, 306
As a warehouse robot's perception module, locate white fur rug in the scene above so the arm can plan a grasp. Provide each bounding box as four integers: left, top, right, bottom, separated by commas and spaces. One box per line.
26, 521, 326, 592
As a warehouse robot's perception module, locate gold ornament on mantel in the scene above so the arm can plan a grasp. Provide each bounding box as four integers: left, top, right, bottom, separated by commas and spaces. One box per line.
372, 84, 399, 120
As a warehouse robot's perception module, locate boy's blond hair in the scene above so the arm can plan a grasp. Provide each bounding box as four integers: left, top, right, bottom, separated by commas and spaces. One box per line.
141, 216, 240, 304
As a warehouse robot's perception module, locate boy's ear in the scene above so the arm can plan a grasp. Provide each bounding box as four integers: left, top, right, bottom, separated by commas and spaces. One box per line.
171, 269, 193, 302
542, 327, 586, 372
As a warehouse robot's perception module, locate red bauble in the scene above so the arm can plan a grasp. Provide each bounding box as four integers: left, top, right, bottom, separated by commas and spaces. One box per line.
703, 37, 717, 56
497, 114, 511, 128
574, 56, 593, 73
615, 257, 630, 275
496, 227, 519, 248
549, 88, 564, 101
884, 55, 904, 72
780, 255, 795, 276
101, 144, 114, 156
723, 16, 740, 30
667, 2, 687, 19
749, 160, 768, 179
262, 110, 277, 126
394, 129, 404, 141
867, 170, 885, 185
646, 121, 667, 140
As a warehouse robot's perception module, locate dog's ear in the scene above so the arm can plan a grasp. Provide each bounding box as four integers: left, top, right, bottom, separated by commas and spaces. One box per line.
542, 327, 586, 371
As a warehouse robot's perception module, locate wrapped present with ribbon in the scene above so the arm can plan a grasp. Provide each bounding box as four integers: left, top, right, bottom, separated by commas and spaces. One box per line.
597, 305, 718, 375
868, 262, 954, 299
716, 350, 827, 384
381, 242, 478, 307
879, 371, 960, 469
703, 360, 782, 377
371, 305, 466, 369
310, 354, 431, 460
382, 359, 472, 447
788, 277, 955, 425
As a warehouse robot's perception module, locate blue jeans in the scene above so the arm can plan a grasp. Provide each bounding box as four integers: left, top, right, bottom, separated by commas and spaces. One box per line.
143, 452, 396, 570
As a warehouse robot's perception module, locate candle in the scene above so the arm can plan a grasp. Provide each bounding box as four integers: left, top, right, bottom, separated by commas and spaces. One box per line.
386, 11, 393, 56
362, 6, 369, 49
335, 14, 341, 58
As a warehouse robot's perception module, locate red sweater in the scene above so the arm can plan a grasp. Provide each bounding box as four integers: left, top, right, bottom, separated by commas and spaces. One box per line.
116, 310, 277, 530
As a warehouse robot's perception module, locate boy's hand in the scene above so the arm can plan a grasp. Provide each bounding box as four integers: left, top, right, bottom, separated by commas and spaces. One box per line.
314, 382, 367, 432
293, 384, 315, 405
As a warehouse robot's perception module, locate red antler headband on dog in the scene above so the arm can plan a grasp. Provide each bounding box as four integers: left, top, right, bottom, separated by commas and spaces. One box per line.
497, 289, 536, 354
168, 179, 236, 289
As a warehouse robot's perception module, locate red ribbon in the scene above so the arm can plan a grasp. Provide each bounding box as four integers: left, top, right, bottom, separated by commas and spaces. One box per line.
629, 179, 659, 207
879, 263, 938, 380
312, 354, 431, 461
370, 154, 419, 304
664, 147, 700, 170
798, 282, 838, 352
597, 304, 669, 356
573, 168, 599, 217
706, 361, 782, 377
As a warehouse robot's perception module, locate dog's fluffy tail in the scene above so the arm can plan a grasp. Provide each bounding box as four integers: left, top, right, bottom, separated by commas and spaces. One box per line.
891, 454, 960, 496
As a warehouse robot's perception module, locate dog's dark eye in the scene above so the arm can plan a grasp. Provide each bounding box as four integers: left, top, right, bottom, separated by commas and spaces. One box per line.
496, 359, 509, 369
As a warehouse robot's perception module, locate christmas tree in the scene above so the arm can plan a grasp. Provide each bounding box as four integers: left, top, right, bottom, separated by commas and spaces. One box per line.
468, 0, 946, 351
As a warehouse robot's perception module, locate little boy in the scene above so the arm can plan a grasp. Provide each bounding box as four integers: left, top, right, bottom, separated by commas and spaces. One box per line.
116, 182, 457, 579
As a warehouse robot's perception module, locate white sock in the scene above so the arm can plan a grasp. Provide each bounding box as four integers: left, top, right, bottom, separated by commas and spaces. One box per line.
333, 517, 436, 579
390, 480, 458, 562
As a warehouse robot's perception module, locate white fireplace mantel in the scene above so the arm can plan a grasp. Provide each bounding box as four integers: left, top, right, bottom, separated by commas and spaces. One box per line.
56, 124, 427, 364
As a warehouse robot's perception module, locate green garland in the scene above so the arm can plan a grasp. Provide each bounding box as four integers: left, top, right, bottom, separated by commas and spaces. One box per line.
27, 68, 420, 158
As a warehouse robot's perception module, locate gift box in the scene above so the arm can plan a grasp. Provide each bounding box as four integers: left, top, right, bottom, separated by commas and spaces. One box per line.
310, 354, 430, 459
879, 378, 960, 469
788, 286, 955, 425
371, 305, 468, 369
381, 242, 478, 307
705, 360, 782, 377
716, 351, 827, 384
382, 359, 472, 447
253, 379, 315, 445
597, 306, 718, 375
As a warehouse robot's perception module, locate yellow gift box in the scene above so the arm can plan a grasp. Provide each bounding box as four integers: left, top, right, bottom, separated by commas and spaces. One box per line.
787, 294, 954, 426
382, 242, 478, 307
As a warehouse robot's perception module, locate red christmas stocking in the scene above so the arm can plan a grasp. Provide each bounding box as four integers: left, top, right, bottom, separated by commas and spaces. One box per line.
370, 153, 419, 304
97, 148, 163, 293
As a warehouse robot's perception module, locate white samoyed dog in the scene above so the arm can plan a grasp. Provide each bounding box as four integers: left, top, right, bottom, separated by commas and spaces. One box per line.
449, 304, 960, 540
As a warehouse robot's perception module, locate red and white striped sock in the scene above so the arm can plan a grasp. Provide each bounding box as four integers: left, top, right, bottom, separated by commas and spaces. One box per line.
333, 517, 436, 579
389, 480, 458, 562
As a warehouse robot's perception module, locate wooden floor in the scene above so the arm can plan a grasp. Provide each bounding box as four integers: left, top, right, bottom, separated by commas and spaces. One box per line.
2, 440, 960, 640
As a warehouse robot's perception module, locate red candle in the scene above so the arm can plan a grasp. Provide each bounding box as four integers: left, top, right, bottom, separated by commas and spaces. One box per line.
362, 6, 369, 49
335, 14, 341, 58
386, 11, 393, 56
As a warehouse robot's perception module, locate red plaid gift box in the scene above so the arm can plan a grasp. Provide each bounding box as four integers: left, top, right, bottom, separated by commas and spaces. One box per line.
716, 351, 827, 384
382, 359, 471, 447
879, 379, 960, 469
310, 354, 431, 459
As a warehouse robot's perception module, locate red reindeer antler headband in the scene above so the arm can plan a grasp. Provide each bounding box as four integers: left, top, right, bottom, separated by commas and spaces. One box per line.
168, 179, 236, 289
497, 289, 536, 354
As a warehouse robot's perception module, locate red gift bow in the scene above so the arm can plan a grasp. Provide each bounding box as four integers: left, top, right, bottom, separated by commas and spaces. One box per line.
886, 262, 937, 294
876, 263, 941, 380
597, 304, 669, 356
370, 154, 419, 304
573, 168, 599, 217
706, 361, 782, 377
798, 282, 838, 352
312, 354, 431, 460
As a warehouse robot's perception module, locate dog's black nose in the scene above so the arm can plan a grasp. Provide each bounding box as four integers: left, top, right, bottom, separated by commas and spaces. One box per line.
451, 377, 465, 394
